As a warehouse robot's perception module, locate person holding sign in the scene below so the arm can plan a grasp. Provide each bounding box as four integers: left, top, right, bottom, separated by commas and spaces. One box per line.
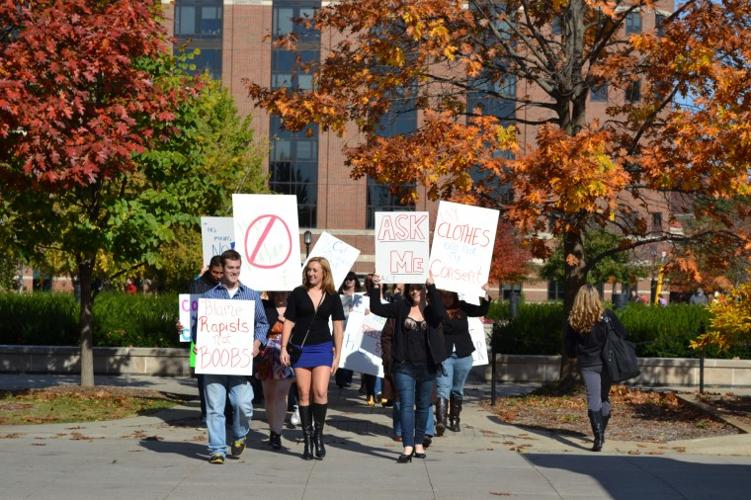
367, 272, 446, 463
280, 257, 345, 460
434, 287, 490, 436
200, 250, 269, 465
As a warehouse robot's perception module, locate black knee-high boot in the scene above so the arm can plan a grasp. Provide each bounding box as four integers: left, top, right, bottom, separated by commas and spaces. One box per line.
298, 405, 314, 460
435, 398, 449, 436
588, 410, 604, 452
311, 403, 327, 459
449, 396, 463, 432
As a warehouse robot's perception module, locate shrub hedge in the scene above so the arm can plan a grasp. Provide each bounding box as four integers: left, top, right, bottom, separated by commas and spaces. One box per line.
493, 301, 748, 359
0, 292, 180, 348
1, 292, 747, 358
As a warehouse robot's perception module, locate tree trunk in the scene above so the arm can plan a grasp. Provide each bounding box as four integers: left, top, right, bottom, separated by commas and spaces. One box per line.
558, 229, 586, 390
78, 260, 95, 387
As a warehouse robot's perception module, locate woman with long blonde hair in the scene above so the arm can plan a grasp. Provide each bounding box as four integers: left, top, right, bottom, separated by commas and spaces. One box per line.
565, 284, 627, 452
280, 257, 345, 460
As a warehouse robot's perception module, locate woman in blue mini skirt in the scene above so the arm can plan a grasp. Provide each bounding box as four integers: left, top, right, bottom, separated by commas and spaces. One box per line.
280, 257, 344, 460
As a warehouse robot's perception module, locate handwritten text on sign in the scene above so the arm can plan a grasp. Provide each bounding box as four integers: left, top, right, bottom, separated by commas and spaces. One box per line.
340, 295, 386, 377
303, 231, 360, 291
468, 317, 489, 367
178, 294, 200, 343
200, 217, 234, 267
233, 194, 301, 291
375, 212, 429, 284
195, 299, 255, 376
428, 201, 499, 297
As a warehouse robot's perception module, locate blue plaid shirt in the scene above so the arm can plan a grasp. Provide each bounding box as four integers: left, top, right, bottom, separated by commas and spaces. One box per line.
198, 282, 269, 346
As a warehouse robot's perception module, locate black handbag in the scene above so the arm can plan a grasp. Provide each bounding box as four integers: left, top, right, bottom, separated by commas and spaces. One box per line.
287, 293, 324, 365
601, 314, 641, 383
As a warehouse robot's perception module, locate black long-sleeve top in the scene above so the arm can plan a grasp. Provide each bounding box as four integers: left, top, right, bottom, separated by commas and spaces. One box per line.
443, 298, 490, 358
565, 309, 627, 368
367, 283, 447, 372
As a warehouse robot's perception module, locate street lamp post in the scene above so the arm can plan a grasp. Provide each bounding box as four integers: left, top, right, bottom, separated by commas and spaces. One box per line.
650, 248, 658, 305
303, 230, 313, 258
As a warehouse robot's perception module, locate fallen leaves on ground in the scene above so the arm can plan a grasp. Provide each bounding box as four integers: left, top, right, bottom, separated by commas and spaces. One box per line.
485, 385, 741, 443
0, 386, 178, 425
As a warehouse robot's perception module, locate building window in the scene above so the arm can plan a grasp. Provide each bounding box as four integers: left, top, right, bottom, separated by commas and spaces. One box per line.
366, 94, 417, 229
626, 80, 641, 103
591, 82, 608, 102
173, 0, 223, 79
270, 2, 321, 228
651, 212, 663, 232
625, 12, 641, 34
655, 13, 666, 37
547, 281, 564, 301
551, 17, 562, 35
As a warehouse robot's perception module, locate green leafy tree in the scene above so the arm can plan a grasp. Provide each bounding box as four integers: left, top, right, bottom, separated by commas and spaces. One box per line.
0, 2, 266, 386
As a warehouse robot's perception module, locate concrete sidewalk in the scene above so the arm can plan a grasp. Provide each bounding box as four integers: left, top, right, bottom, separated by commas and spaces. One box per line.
1, 374, 751, 499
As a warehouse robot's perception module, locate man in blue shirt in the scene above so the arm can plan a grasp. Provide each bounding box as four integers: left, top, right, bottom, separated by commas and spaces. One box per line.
199, 249, 269, 464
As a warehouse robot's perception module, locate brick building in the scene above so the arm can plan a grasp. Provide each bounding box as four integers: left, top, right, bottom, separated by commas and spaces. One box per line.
162, 0, 675, 302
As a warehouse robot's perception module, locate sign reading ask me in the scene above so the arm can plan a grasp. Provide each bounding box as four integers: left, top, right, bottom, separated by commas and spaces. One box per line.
375, 211, 429, 284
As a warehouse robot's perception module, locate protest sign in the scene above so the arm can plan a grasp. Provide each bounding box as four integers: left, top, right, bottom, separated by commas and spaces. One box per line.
468, 317, 489, 367
200, 217, 235, 267
233, 194, 301, 291
195, 298, 255, 375
375, 211, 429, 284
303, 231, 360, 290
178, 293, 200, 343
340, 295, 386, 377
429, 201, 499, 297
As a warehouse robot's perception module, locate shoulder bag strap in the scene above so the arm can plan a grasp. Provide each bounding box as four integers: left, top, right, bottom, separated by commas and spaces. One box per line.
294, 292, 326, 348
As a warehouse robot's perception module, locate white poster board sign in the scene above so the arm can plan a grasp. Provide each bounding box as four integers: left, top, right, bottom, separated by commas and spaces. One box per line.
233, 194, 301, 291
178, 293, 200, 343
200, 217, 235, 267
195, 298, 255, 375
375, 212, 429, 284
340, 295, 386, 377
303, 231, 360, 291
429, 201, 499, 297
469, 317, 489, 367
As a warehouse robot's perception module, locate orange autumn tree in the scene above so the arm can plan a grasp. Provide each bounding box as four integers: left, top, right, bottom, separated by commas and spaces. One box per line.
247, 1, 751, 358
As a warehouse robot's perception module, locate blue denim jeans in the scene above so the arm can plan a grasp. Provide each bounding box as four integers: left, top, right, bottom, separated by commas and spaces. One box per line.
393, 362, 436, 447
204, 374, 254, 457
436, 353, 474, 400
393, 401, 434, 438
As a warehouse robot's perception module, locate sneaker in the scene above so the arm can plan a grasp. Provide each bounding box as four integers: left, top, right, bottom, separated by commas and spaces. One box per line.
290, 406, 300, 426
367, 395, 375, 406
230, 438, 246, 457
208, 453, 224, 465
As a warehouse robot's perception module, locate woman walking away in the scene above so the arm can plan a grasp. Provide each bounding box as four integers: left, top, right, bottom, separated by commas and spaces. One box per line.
280, 258, 345, 460
435, 285, 490, 436
257, 292, 295, 450
367, 273, 446, 463
565, 284, 626, 451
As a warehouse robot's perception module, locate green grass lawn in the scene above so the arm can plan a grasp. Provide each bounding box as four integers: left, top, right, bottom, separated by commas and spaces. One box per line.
0, 386, 178, 425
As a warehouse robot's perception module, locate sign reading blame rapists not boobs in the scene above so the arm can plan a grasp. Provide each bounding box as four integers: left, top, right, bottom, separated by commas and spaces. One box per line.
233, 194, 301, 291
195, 299, 255, 375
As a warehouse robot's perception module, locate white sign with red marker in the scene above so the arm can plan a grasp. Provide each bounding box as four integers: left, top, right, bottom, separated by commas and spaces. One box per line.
195, 298, 256, 376
178, 293, 200, 343
232, 194, 301, 291
375, 211, 429, 284
429, 201, 499, 298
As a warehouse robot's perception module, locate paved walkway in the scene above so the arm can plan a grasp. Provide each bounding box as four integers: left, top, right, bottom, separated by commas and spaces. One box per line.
1, 374, 751, 499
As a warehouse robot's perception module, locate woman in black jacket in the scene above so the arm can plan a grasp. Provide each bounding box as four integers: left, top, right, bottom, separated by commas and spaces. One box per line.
368, 273, 446, 463
434, 286, 490, 435
565, 284, 627, 452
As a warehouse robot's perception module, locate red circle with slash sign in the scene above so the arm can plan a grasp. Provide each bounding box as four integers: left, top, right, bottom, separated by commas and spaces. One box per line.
244, 214, 293, 269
